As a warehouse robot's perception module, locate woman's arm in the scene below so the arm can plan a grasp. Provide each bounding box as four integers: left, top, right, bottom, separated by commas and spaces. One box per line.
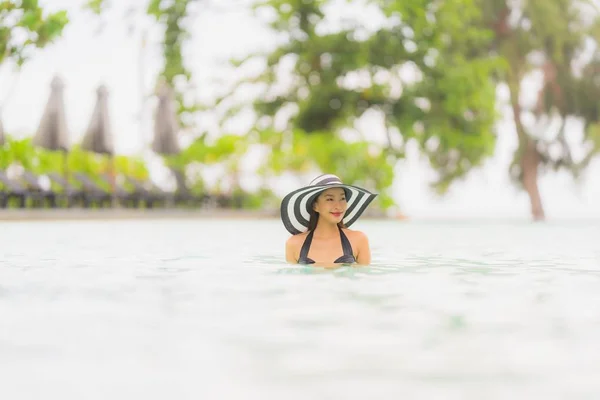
354, 231, 371, 265
285, 236, 298, 263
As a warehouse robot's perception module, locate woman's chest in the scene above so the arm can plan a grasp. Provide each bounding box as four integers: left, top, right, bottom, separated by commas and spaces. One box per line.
306, 238, 346, 263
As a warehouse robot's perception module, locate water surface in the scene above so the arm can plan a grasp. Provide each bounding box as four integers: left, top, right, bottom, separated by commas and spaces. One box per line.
1, 219, 599, 399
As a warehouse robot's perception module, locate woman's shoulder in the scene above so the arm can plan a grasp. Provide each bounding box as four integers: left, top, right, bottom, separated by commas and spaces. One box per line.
286, 231, 309, 246
341, 228, 369, 243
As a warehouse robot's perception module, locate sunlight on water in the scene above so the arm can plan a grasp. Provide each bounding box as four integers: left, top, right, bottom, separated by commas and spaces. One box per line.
0, 218, 599, 399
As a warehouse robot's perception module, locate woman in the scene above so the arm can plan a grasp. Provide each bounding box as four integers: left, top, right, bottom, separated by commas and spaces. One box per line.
281, 174, 378, 266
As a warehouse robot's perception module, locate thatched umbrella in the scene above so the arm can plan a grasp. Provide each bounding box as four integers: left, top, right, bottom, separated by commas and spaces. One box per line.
152, 82, 180, 156
33, 76, 70, 177
152, 82, 184, 199
82, 85, 114, 155
81, 85, 115, 203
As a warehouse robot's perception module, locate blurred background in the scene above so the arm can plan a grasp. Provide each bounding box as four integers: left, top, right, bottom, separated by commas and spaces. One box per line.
1, 0, 599, 220
2, 4, 600, 398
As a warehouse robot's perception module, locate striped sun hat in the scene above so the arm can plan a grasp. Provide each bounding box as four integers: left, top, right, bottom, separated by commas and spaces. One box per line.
280, 174, 378, 235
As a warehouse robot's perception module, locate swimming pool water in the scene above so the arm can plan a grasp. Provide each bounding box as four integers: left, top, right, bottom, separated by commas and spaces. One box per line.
1, 218, 599, 399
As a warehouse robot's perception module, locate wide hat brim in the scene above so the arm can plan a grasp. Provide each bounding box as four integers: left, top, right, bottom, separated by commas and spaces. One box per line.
280, 183, 378, 235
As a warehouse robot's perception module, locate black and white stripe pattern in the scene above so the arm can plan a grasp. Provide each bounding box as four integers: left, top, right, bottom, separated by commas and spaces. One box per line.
280, 174, 378, 235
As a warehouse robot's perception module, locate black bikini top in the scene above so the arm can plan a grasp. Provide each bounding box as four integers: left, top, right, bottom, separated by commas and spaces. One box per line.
298, 227, 356, 264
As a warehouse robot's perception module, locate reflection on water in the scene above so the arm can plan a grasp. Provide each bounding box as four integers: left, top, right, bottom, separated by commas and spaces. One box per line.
0, 219, 599, 400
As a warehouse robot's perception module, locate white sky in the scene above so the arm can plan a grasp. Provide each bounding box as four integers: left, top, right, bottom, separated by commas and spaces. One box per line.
1, 0, 599, 220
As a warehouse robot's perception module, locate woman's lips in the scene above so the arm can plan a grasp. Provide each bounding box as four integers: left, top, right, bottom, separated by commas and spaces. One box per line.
331, 212, 343, 217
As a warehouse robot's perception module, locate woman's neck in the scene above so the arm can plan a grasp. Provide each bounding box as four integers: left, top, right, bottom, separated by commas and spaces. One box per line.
313, 220, 339, 238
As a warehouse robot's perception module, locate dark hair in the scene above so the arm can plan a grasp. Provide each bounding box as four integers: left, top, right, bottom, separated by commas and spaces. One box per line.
307, 198, 346, 232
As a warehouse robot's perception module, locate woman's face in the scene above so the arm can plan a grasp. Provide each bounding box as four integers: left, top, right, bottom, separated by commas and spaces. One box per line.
313, 187, 347, 224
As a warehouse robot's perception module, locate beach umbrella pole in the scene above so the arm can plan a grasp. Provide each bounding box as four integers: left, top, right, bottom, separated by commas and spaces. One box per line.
110, 155, 116, 208
63, 151, 69, 206
63, 152, 69, 181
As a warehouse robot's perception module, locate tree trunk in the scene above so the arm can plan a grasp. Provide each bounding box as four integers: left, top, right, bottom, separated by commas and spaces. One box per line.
521, 140, 545, 221
494, 7, 547, 221
507, 63, 546, 221
508, 52, 545, 221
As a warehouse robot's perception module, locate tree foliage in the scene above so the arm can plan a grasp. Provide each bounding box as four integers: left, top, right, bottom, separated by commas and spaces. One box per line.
218, 0, 502, 208
146, 0, 201, 127
86, 0, 200, 128
0, 0, 69, 66
481, 0, 600, 219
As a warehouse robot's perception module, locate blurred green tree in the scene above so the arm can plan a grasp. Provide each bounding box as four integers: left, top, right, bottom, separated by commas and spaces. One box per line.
481, 0, 600, 220
216, 0, 502, 210
0, 0, 68, 66
146, 0, 201, 128
86, 0, 203, 196
86, 0, 200, 129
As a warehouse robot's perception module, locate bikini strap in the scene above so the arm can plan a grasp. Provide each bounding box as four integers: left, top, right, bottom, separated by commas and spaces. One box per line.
298, 230, 314, 261
339, 227, 354, 256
